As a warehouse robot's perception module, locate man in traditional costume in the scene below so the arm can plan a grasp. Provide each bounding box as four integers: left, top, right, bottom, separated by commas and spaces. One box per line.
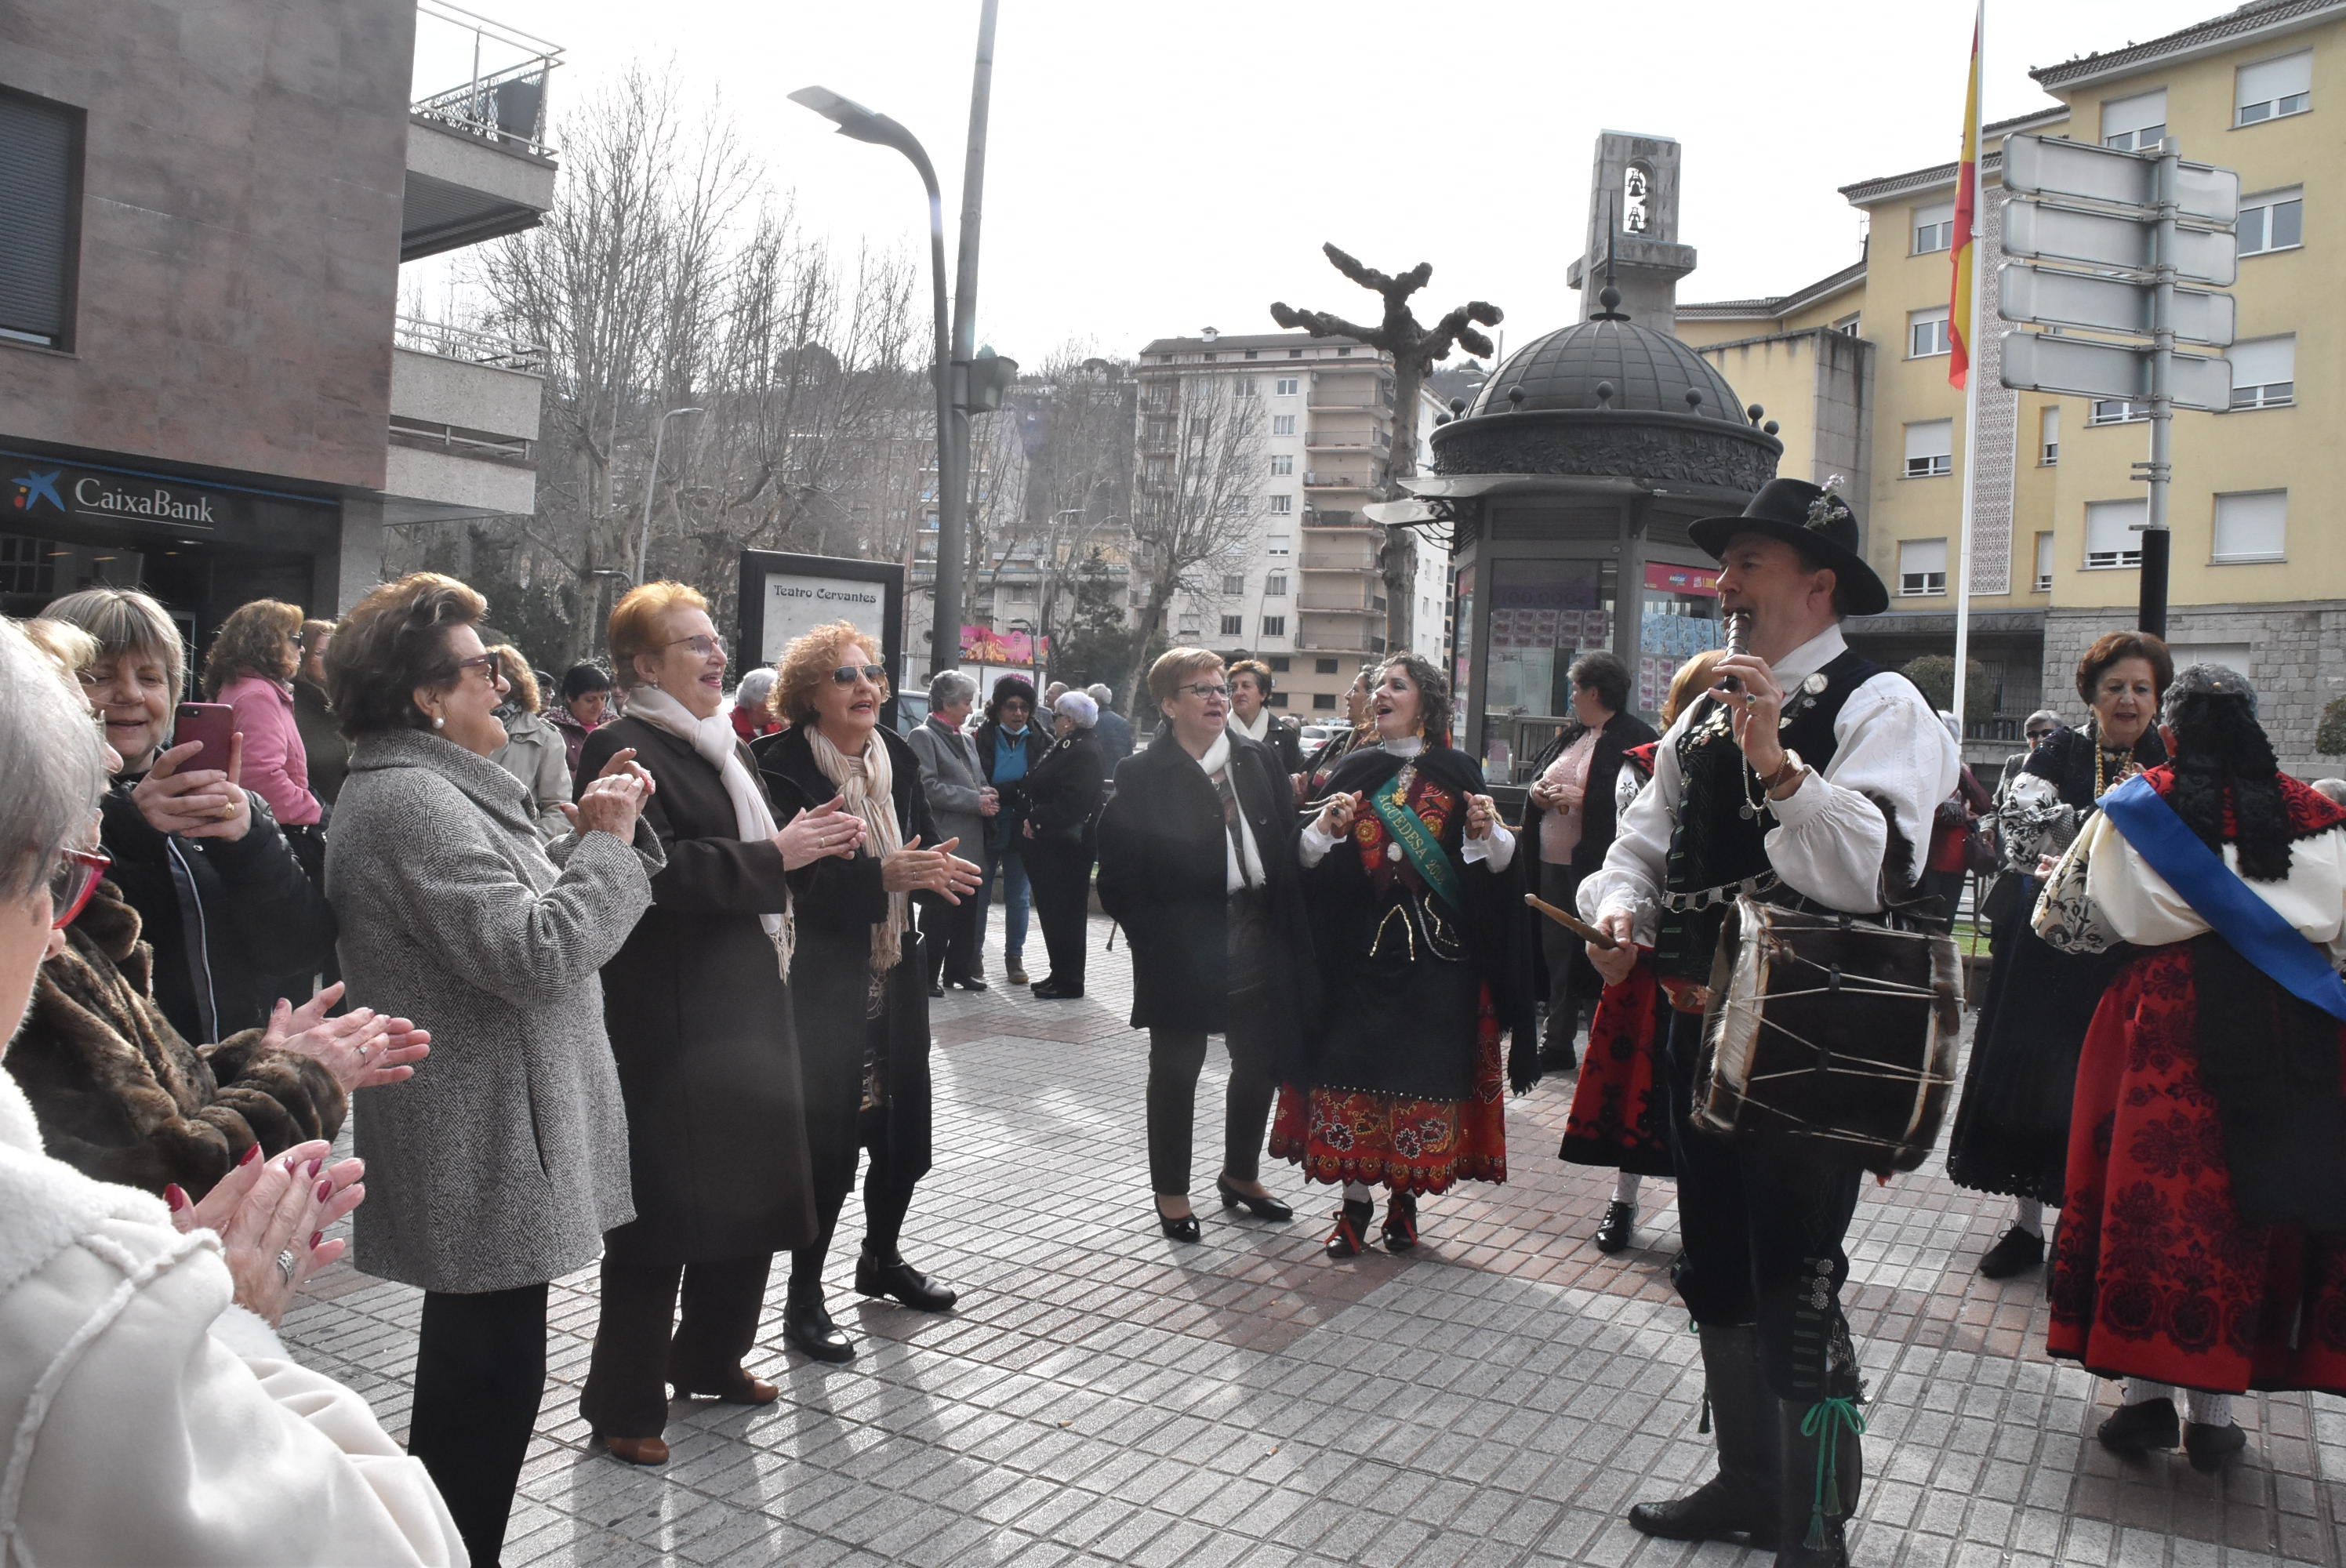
2034, 665, 2346, 1473
1581, 478, 1957, 1566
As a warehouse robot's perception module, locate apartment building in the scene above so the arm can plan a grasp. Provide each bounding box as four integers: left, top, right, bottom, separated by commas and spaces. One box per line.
1678, 0, 2346, 772
0, 0, 555, 644
1134, 329, 1442, 717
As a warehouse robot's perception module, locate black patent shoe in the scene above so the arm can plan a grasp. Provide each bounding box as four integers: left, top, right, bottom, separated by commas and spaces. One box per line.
2184, 1421, 2247, 1473
928, 980, 946, 999
1594, 1200, 1636, 1254
1325, 1199, 1374, 1258
856, 1250, 958, 1312
1216, 1178, 1294, 1221
1380, 1192, 1418, 1253
2097, 1397, 2180, 1455
782, 1295, 855, 1363
1977, 1225, 2046, 1279
1031, 978, 1083, 1000
1627, 1478, 1776, 1548
949, 974, 989, 992
1155, 1200, 1201, 1243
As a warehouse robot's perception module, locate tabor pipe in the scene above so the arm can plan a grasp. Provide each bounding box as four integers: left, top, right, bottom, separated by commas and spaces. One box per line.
1524, 893, 1620, 949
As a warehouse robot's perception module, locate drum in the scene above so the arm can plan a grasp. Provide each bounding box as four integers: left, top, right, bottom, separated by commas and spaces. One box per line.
1694, 896, 1963, 1172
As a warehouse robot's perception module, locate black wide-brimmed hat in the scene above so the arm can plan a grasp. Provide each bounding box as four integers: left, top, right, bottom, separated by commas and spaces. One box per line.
1688, 477, 1890, 618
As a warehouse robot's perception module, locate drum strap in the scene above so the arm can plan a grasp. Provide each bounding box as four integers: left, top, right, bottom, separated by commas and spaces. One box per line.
1659, 871, 1778, 913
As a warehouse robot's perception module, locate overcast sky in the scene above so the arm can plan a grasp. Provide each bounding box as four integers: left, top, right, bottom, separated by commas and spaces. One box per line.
415, 0, 2224, 365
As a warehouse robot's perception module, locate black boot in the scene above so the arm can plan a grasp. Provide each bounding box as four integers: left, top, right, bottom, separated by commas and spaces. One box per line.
1539, 1004, 1578, 1073
782, 1272, 855, 1364
1629, 1323, 1780, 1548
1776, 1392, 1864, 1568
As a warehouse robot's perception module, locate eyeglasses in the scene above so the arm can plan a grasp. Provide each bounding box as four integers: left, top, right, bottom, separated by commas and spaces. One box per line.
454, 651, 505, 686
667, 634, 728, 659
829, 664, 888, 685
52, 846, 111, 930
1179, 682, 1231, 700
286, 632, 306, 649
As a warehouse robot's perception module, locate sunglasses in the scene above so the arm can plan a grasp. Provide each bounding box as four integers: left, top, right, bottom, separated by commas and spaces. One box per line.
52, 846, 111, 930
830, 664, 888, 685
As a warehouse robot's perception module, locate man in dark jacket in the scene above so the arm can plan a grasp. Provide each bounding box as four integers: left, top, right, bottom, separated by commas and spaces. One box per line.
1087, 684, 1134, 766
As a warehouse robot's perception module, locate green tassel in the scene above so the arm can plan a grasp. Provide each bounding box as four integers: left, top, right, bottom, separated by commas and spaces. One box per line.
1799, 1396, 1868, 1549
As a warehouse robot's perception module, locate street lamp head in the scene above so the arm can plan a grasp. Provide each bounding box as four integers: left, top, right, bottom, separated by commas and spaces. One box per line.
788, 85, 910, 151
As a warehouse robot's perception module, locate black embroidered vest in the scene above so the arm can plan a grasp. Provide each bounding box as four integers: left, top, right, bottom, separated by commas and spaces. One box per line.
1653, 646, 1883, 978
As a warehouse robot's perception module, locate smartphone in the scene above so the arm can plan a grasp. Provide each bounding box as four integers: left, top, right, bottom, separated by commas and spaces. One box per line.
173, 702, 237, 776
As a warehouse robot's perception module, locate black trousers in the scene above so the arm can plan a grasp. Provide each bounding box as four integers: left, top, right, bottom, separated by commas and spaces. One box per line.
407, 1282, 550, 1568
578, 1254, 772, 1439
1024, 831, 1093, 990
1664, 1007, 1865, 1404
1146, 892, 1278, 1195
921, 871, 982, 985
794, 1106, 919, 1288
1538, 859, 1590, 1039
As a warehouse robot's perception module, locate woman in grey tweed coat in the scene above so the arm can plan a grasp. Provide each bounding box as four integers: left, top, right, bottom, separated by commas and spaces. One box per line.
322, 572, 660, 1568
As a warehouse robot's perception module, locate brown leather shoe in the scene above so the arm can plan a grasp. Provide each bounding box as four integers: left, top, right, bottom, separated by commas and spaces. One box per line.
598, 1433, 670, 1466
674, 1366, 780, 1405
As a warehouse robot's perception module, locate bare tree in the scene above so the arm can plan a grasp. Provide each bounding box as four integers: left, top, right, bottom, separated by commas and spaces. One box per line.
1124, 375, 1266, 711
1271, 246, 1501, 651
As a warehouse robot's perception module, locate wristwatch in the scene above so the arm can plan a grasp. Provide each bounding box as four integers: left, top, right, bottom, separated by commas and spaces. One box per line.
1763, 750, 1807, 800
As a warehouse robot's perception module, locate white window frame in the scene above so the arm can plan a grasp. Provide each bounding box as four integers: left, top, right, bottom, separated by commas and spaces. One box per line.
1832, 311, 1862, 337
2101, 88, 2167, 151
1274, 377, 1299, 396
2034, 531, 2054, 592
1218, 614, 1244, 637
1902, 419, 1953, 478
1908, 307, 1950, 359
2228, 335, 2295, 410
2239, 188, 2304, 256
2235, 50, 2312, 126
1221, 573, 1247, 596
1898, 538, 1949, 597
1233, 377, 1256, 397
1259, 615, 1287, 638
1267, 493, 1293, 514
1270, 414, 1296, 436
2085, 499, 2146, 569
1269, 453, 1293, 476
1266, 534, 1292, 557
1912, 200, 1955, 256
2039, 405, 2061, 465
2089, 397, 2152, 426
1264, 573, 1288, 597
2210, 489, 2287, 564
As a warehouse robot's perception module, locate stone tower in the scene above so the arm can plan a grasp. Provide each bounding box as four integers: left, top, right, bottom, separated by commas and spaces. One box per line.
1563, 131, 1698, 334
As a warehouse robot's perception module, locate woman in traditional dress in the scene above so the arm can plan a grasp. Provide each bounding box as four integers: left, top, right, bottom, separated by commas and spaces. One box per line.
1300, 663, 1376, 804
1945, 630, 2171, 1279
2034, 665, 2346, 1473
1553, 650, 1719, 1254
1271, 654, 1538, 1257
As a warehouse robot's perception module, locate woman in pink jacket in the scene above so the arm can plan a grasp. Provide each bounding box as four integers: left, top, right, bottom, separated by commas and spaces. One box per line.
205, 599, 325, 835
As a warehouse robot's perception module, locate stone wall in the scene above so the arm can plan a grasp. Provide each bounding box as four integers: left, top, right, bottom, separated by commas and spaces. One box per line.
2043, 601, 2346, 779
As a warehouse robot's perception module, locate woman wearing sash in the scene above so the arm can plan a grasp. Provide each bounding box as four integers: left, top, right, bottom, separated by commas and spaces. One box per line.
2033, 665, 2346, 1474
1945, 630, 2170, 1279
1271, 654, 1538, 1258
1556, 651, 1720, 1254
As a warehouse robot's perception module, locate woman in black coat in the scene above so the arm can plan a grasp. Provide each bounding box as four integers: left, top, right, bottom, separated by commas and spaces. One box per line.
1518, 651, 1658, 1071
1096, 648, 1318, 1242
757, 621, 982, 1365
575, 584, 848, 1467
972, 677, 1050, 985
1022, 691, 1109, 1000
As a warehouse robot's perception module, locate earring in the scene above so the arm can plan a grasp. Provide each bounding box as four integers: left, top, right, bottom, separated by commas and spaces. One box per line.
432, 715, 445, 730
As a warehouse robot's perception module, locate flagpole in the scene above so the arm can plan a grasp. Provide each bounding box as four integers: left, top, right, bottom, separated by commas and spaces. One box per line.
1951, 0, 1984, 752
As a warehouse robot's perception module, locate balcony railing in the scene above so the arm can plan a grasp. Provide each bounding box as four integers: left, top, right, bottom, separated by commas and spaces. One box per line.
395, 315, 546, 373
1304, 508, 1367, 528
1303, 471, 1371, 490
412, 1, 565, 157
1304, 429, 1389, 452
1298, 588, 1385, 613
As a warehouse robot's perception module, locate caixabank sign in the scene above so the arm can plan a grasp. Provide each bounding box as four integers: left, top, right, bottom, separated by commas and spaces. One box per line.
3, 452, 332, 541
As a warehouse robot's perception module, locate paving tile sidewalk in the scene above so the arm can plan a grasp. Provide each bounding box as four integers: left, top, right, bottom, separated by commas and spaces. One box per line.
284, 916, 2346, 1566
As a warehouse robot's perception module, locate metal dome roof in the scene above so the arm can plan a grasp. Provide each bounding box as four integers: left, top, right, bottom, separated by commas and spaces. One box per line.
1462, 310, 1749, 426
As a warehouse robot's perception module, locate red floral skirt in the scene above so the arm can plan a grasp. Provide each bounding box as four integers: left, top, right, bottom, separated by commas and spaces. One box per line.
1269, 983, 1506, 1195
1559, 963, 1675, 1178
2048, 944, 2346, 1394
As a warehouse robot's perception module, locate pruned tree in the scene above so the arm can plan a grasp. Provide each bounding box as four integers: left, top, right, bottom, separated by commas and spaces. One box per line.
1124, 376, 1266, 712
1272, 246, 1501, 650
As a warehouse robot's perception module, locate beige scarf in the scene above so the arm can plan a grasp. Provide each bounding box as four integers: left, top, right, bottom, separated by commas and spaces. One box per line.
807, 724, 909, 972
625, 684, 793, 973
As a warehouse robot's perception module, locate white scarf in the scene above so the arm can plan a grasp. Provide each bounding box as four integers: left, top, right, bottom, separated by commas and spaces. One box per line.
1197, 730, 1267, 893
807, 724, 910, 972
626, 684, 792, 971
1233, 707, 1272, 744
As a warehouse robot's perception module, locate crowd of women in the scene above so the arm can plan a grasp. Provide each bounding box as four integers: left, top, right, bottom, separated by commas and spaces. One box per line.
3, 557, 2343, 1566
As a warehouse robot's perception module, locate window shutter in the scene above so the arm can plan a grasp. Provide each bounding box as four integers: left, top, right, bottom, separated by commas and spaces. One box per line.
1900, 539, 1949, 575
2228, 336, 2294, 387
0, 93, 76, 343
2212, 492, 2286, 561
2085, 499, 2146, 564
1904, 420, 1953, 463
2101, 89, 2166, 141
2238, 52, 2312, 110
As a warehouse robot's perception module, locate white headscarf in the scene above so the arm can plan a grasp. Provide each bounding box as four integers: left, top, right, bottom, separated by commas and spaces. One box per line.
806, 724, 910, 972
623, 684, 792, 971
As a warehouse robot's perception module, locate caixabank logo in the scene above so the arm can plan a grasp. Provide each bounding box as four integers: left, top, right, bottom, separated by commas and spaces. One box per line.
8, 470, 64, 514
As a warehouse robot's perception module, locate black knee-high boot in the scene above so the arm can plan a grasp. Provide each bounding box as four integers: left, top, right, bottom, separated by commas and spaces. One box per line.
1628, 1323, 1780, 1548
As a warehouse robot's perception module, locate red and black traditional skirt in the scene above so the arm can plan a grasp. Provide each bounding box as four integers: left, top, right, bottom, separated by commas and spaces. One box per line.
2048, 943, 2346, 1394
1269, 984, 1507, 1195
1559, 962, 1675, 1178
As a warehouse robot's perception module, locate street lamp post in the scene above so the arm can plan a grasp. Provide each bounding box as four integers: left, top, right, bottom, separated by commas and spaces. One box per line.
636, 405, 703, 584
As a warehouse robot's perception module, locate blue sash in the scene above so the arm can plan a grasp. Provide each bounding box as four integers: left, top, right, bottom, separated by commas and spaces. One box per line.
2098, 773, 2346, 1023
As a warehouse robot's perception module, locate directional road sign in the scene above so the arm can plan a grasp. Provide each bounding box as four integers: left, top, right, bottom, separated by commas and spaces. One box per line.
2003, 197, 2239, 285
2001, 132, 2239, 223
2001, 330, 2233, 412
1999, 261, 2235, 346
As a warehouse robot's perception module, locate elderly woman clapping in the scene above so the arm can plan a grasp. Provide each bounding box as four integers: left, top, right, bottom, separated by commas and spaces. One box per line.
324, 572, 661, 1565
759, 621, 982, 1363
0, 616, 464, 1564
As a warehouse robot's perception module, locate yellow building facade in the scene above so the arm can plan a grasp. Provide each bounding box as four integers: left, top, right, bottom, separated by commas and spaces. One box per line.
1680, 0, 2346, 772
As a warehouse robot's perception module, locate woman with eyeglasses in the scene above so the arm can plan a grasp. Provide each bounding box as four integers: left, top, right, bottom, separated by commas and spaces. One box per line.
1097, 648, 1317, 1240
573, 583, 855, 1466
757, 621, 982, 1359
323, 572, 662, 1563
203, 598, 326, 879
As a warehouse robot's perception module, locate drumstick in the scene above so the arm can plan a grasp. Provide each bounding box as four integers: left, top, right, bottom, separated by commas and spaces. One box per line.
1523, 893, 1619, 949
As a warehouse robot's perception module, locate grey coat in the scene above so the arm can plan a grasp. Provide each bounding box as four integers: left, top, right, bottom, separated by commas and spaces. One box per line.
492, 708, 576, 840
326, 728, 662, 1294
906, 715, 987, 857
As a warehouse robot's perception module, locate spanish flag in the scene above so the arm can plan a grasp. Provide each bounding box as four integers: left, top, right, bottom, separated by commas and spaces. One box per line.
1948, 2, 1983, 389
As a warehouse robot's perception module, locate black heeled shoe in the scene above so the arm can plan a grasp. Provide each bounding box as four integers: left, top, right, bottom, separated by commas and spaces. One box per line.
1593, 1200, 1636, 1254
1380, 1192, 1418, 1253
856, 1250, 958, 1312
1215, 1178, 1294, 1221
1155, 1200, 1201, 1242
782, 1292, 855, 1363
1325, 1199, 1373, 1258
1031, 978, 1083, 1000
